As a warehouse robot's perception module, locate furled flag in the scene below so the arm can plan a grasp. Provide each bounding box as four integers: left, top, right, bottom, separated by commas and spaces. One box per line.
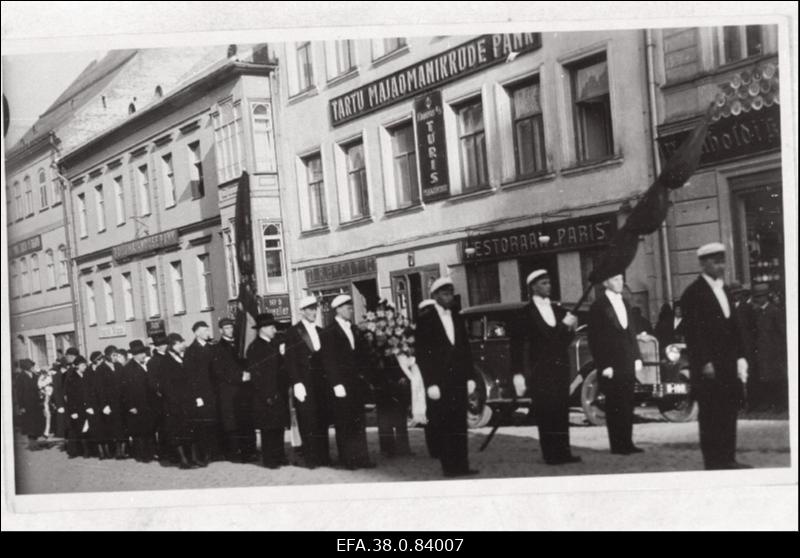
234, 171, 259, 359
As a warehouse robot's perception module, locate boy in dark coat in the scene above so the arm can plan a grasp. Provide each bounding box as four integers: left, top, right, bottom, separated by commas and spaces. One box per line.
121, 341, 158, 462
64, 356, 95, 458
247, 313, 290, 468
92, 349, 126, 459
184, 321, 219, 465
160, 333, 197, 469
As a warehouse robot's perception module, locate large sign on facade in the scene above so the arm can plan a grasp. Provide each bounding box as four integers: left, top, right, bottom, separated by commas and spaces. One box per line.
259, 294, 292, 322
329, 33, 542, 126
305, 256, 377, 287
112, 229, 180, 262
414, 91, 450, 202
658, 104, 781, 167
461, 213, 618, 263
10, 234, 42, 258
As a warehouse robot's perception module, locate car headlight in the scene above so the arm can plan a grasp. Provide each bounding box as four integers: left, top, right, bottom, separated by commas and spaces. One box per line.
665, 344, 682, 363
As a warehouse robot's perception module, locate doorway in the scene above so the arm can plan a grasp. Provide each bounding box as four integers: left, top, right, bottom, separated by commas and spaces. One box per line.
390, 265, 440, 322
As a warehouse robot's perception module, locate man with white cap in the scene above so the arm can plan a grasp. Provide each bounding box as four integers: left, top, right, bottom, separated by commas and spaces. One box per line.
587, 272, 644, 455
415, 276, 478, 477
679, 242, 751, 469
321, 294, 375, 469
284, 295, 332, 468
523, 269, 581, 465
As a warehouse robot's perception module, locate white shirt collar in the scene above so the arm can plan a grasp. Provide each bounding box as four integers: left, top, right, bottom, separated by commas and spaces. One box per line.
434, 302, 451, 315
533, 295, 551, 305
335, 316, 352, 328
702, 273, 724, 288
605, 289, 623, 300
197, 338, 207, 347
259, 333, 273, 343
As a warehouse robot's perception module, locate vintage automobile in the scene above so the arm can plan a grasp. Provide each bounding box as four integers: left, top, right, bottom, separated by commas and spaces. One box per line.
461, 301, 698, 431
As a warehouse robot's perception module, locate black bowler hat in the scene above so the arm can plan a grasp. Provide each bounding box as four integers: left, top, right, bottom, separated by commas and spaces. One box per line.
151, 333, 168, 346
192, 320, 210, 332
129, 339, 149, 355
219, 317, 235, 328
65, 347, 80, 357
104, 345, 121, 358
253, 313, 278, 329
89, 351, 104, 363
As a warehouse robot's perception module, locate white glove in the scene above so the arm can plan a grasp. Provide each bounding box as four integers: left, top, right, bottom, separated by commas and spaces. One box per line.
602, 367, 613, 379
634, 359, 643, 373
467, 380, 476, 395
279, 343, 286, 356
294, 383, 307, 403
103, 405, 111, 415
427, 385, 441, 400
57, 407, 65, 414
196, 397, 204, 408
70, 413, 79, 419
333, 384, 347, 398
737, 358, 749, 383
242, 371, 251, 383
129, 408, 138, 415
513, 373, 526, 397
86, 408, 95, 415
562, 312, 578, 330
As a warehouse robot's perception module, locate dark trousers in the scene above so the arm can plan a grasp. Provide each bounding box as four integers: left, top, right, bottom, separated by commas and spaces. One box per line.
131, 435, 156, 462
66, 416, 90, 457
377, 402, 410, 456
426, 395, 469, 475
696, 378, 739, 469
223, 425, 257, 460
259, 428, 286, 467
295, 400, 331, 467
332, 397, 371, 468
533, 367, 572, 462
600, 374, 635, 453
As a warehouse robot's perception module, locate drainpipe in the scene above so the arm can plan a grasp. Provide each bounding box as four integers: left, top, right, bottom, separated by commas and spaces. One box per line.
645, 29, 674, 306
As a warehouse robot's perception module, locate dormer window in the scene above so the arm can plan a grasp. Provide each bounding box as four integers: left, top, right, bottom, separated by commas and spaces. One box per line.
155, 85, 163, 98
128, 103, 136, 115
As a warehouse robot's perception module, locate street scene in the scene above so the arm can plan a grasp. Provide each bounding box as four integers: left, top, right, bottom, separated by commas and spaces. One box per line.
4, 23, 791, 496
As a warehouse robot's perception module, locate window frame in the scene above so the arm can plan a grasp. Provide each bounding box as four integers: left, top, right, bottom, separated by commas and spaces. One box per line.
196, 254, 214, 311
77, 192, 88, 238
188, 141, 205, 199
102, 276, 115, 323
262, 223, 287, 294
343, 138, 370, 221
31, 253, 41, 294
388, 119, 421, 208
169, 260, 187, 315
295, 41, 315, 92
569, 52, 614, 165
38, 168, 48, 210
302, 152, 328, 229
508, 77, 547, 179
57, 246, 69, 287
454, 96, 489, 192
113, 175, 126, 226
85, 280, 97, 326
137, 164, 151, 217
94, 183, 106, 232
45, 249, 56, 290
122, 271, 135, 321
161, 152, 177, 208
145, 265, 161, 318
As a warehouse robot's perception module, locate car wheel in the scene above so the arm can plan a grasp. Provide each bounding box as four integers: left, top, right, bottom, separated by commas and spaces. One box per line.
467, 370, 492, 429
581, 369, 606, 426
658, 370, 698, 422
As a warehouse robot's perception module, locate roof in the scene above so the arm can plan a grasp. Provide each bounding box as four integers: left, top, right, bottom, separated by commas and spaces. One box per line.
461, 302, 529, 315
5, 49, 137, 160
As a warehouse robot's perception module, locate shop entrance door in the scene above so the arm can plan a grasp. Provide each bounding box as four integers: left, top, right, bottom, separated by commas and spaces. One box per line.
390, 265, 440, 322
732, 170, 784, 304
518, 254, 560, 301
353, 278, 379, 323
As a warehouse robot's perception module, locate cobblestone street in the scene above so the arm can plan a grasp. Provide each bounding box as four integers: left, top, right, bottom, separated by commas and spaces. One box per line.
13, 409, 791, 495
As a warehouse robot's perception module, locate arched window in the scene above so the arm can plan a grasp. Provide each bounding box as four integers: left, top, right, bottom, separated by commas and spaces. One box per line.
20, 257, 30, 296
23, 175, 33, 216
31, 253, 41, 293
38, 168, 48, 209
262, 223, 286, 293
45, 249, 56, 289
251, 102, 276, 173
57, 245, 69, 287
128, 103, 136, 115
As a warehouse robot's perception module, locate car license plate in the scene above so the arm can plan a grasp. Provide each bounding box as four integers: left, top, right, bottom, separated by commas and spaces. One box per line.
665, 383, 688, 395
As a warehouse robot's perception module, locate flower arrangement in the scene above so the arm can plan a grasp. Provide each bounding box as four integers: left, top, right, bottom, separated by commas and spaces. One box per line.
358, 305, 416, 359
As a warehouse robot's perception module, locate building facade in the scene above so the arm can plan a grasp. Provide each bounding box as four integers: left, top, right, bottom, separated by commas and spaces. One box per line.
58, 47, 286, 353
275, 32, 665, 326
652, 25, 783, 300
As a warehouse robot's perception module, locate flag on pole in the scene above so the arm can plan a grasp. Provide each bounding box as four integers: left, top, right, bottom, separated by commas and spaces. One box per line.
234, 171, 259, 359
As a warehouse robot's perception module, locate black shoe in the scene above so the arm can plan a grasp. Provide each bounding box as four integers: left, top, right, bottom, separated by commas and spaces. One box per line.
179, 461, 193, 470
444, 468, 479, 478
625, 446, 645, 454
546, 455, 582, 465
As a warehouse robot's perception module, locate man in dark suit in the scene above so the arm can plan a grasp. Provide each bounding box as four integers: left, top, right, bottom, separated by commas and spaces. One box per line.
680, 242, 751, 469
183, 320, 219, 466
92, 348, 126, 460
321, 295, 375, 470
247, 313, 290, 468
750, 282, 787, 411
587, 273, 644, 455
285, 295, 331, 468
416, 277, 478, 478
213, 317, 256, 463
64, 355, 94, 458
146, 334, 169, 460
120, 340, 157, 462
523, 269, 581, 465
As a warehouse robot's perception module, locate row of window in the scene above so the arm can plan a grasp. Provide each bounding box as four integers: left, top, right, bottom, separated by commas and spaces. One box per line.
9, 167, 62, 222
288, 38, 408, 95
83, 254, 214, 326
9, 246, 70, 297
296, 52, 612, 230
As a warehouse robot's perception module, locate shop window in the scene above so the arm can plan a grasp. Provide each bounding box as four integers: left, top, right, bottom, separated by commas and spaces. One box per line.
188, 141, 205, 198
720, 25, 764, 65
94, 184, 106, 232
455, 97, 488, 192
77, 193, 88, 238
389, 121, 420, 207
103, 276, 115, 323
570, 53, 613, 163
122, 272, 135, 320
372, 37, 407, 61
508, 78, 546, 177
38, 168, 48, 209
344, 139, 370, 220
263, 224, 287, 293
113, 175, 126, 225
326, 40, 356, 79
85, 281, 97, 326
467, 261, 500, 306
212, 100, 243, 183
161, 153, 176, 208
302, 153, 327, 228
251, 103, 276, 173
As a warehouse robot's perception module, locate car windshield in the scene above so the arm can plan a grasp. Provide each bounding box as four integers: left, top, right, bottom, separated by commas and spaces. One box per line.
486, 320, 509, 339
467, 318, 484, 340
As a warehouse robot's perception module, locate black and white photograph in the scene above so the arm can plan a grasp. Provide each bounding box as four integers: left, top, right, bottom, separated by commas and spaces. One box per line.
1, 2, 797, 532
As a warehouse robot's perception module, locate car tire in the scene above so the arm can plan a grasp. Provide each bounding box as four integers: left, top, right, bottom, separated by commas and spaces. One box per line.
580, 368, 607, 426
658, 369, 698, 422
467, 369, 492, 429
